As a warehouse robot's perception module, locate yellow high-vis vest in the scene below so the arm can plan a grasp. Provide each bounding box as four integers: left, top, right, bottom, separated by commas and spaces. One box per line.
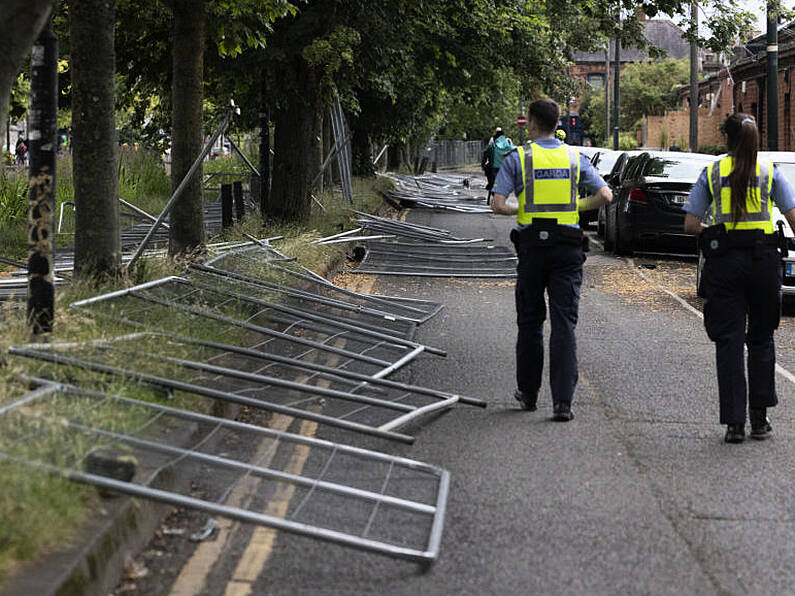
707, 156, 774, 233
517, 142, 581, 226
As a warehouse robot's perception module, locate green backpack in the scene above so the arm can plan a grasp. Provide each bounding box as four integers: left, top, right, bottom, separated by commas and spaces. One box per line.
492, 136, 514, 170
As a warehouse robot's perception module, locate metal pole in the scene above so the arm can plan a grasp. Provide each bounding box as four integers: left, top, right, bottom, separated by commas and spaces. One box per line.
258, 76, 270, 217
613, 11, 620, 151
27, 18, 58, 334
519, 95, 525, 145
767, 0, 779, 150
126, 109, 233, 269
689, 0, 699, 152
605, 45, 610, 146
225, 134, 260, 178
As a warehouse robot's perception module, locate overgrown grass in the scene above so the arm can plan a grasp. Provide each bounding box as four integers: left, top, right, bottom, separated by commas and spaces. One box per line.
0, 173, 393, 586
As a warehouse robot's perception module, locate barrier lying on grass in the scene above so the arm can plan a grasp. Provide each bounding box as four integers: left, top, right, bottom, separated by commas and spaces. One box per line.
0, 380, 450, 563
10, 333, 484, 443
69, 274, 442, 378
201, 243, 445, 324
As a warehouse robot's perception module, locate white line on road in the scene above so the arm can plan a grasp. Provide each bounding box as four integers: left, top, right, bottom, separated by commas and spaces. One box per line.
625, 254, 795, 388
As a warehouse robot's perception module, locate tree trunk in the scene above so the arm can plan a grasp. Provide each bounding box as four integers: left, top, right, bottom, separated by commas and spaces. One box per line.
0, 0, 54, 152
27, 19, 57, 334
169, 0, 205, 255
71, 0, 120, 278
351, 124, 374, 177
268, 65, 317, 221
387, 143, 402, 170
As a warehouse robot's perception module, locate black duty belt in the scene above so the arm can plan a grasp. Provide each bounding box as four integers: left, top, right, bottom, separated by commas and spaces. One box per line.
510, 218, 588, 251
699, 225, 779, 258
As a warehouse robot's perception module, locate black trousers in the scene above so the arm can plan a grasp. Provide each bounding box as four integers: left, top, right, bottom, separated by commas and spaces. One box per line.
514, 240, 584, 404
702, 246, 782, 424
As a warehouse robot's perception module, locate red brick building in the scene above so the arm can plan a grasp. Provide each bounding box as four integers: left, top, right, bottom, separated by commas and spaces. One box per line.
678, 24, 795, 151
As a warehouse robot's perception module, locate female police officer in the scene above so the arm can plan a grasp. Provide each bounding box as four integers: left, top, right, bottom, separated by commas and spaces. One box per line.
684, 113, 795, 443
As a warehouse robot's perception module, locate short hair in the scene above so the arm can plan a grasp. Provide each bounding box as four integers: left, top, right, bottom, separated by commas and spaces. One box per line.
529, 99, 560, 134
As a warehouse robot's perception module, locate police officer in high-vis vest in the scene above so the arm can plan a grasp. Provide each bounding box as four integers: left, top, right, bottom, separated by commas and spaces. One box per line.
492, 98, 612, 421
684, 113, 795, 443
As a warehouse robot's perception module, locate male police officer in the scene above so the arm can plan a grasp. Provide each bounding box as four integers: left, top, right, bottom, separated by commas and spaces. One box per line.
491, 98, 612, 420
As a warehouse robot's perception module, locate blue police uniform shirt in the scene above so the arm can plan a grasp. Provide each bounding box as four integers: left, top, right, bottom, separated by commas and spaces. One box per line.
684, 160, 795, 219
493, 138, 607, 228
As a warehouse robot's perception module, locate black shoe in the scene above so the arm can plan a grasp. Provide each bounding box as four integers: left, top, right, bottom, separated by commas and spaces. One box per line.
552, 402, 574, 422
724, 424, 745, 443
750, 408, 772, 440
514, 388, 537, 411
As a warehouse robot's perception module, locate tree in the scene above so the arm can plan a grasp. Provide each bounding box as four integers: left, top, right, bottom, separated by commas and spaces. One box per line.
71, 0, 120, 278
166, 0, 207, 256
0, 0, 55, 153
581, 58, 689, 142
620, 59, 690, 125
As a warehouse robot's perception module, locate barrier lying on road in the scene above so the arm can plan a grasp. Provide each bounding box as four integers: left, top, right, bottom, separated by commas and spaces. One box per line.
353, 241, 517, 278
384, 173, 491, 213
0, 380, 450, 563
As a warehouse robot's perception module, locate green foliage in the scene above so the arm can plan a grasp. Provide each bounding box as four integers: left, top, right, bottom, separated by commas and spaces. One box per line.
697, 144, 726, 155
580, 58, 689, 143
619, 132, 638, 151
620, 59, 689, 126
0, 166, 28, 225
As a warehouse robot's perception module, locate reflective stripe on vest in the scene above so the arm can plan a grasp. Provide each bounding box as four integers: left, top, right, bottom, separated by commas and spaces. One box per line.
706, 156, 774, 233
517, 143, 580, 226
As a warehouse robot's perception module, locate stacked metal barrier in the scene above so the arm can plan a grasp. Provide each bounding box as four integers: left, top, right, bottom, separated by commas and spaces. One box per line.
5, 238, 483, 564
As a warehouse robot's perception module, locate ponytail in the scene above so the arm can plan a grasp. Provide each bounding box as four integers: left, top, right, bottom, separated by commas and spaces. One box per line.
722, 113, 759, 224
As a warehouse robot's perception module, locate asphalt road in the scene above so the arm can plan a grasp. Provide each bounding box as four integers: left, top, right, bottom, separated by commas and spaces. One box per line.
120, 207, 795, 595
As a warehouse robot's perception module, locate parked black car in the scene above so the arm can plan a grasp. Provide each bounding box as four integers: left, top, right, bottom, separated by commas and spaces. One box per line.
597, 150, 642, 242
605, 151, 716, 255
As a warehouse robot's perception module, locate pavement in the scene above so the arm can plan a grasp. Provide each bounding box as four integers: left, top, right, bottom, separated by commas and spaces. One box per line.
246, 209, 795, 595
16, 204, 795, 595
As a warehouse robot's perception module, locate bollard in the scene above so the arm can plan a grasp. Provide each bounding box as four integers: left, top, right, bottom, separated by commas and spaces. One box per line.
233, 180, 244, 221
221, 183, 233, 229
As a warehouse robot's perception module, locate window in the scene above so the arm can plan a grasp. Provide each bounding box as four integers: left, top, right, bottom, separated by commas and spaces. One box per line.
587, 73, 605, 89
642, 157, 714, 180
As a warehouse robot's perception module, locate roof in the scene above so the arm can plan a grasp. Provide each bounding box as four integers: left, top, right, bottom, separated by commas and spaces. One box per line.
573, 19, 690, 63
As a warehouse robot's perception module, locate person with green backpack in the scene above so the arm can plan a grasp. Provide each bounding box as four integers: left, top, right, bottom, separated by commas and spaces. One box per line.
483, 129, 515, 204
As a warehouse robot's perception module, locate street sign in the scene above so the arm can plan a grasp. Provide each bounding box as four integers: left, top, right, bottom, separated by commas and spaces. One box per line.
517, 115, 527, 127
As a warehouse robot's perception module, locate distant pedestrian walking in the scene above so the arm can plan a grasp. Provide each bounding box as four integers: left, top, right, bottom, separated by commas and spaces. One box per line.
684, 113, 795, 443
491, 98, 612, 420
14, 138, 27, 166
482, 128, 514, 204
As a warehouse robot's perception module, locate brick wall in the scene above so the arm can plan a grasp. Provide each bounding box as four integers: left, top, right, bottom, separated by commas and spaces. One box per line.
643, 108, 724, 150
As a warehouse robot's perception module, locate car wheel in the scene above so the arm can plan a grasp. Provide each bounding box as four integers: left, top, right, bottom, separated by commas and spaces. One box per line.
597, 207, 605, 238
614, 210, 633, 256
605, 207, 616, 252
696, 250, 706, 298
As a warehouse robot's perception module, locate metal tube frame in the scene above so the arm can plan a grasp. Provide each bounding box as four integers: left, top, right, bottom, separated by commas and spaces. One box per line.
3, 380, 449, 562
8, 346, 415, 443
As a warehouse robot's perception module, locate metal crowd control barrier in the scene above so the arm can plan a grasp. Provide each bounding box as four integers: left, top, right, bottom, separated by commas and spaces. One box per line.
0, 380, 450, 562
